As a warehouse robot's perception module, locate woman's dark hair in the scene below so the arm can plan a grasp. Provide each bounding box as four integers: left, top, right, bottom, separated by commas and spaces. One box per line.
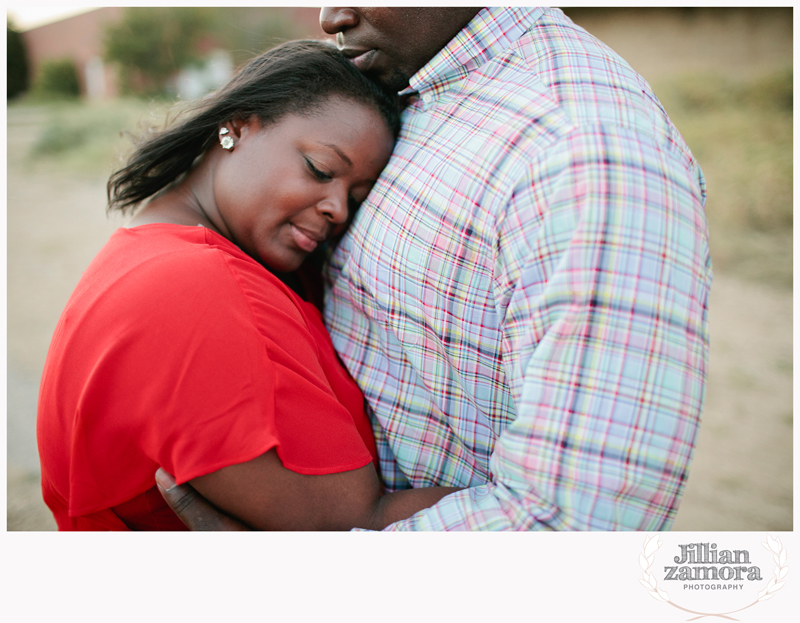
107, 40, 400, 212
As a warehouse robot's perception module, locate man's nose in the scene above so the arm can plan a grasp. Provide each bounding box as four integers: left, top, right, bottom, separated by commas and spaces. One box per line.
320, 7, 359, 35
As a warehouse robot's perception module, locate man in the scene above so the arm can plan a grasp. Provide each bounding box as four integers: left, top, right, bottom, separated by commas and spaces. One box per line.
159, 7, 711, 530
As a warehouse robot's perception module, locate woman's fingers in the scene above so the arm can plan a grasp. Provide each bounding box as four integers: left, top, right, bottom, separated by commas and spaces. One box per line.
155, 468, 250, 531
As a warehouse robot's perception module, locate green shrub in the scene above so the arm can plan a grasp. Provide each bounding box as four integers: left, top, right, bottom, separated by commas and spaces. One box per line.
32, 122, 89, 156
33, 59, 81, 100
104, 7, 213, 96
741, 68, 792, 112
7, 24, 29, 98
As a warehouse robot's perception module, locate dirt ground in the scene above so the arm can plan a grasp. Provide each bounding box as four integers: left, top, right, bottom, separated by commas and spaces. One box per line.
6, 8, 792, 531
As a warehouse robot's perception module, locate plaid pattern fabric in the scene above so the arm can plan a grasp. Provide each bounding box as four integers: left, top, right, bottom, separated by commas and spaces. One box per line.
325, 7, 711, 530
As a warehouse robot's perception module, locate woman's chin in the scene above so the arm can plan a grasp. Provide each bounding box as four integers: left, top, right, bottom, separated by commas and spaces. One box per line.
259, 253, 305, 275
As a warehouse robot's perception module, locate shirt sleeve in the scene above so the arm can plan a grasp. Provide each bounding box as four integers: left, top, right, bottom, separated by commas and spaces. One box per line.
381, 125, 712, 530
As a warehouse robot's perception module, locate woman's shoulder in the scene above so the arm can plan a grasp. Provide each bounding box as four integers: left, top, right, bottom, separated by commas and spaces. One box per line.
68, 224, 292, 328
65, 223, 319, 366
110, 223, 245, 268
102, 224, 284, 295
130, 224, 312, 329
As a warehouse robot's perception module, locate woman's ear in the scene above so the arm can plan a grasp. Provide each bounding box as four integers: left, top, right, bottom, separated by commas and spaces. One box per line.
218, 117, 260, 152
231, 116, 262, 140
229, 117, 244, 138
218, 117, 250, 139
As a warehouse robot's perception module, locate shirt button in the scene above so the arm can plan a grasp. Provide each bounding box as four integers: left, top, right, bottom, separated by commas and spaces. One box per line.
422, 93, 432, 104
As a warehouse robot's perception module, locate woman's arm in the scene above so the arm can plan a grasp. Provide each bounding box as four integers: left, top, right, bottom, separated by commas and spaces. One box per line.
178, 450, 460, 531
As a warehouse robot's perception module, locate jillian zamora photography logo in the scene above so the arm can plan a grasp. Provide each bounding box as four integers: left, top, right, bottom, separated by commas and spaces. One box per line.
638, 534, 789, 620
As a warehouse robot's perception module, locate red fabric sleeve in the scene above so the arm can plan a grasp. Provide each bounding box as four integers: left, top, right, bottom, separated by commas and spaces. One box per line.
38, 226, 374, 519
212, 236, 376, 476
61, 235, 281, 515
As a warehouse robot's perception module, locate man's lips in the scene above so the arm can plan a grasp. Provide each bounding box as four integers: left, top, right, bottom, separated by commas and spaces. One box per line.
339, 48, 377, 72
290, 224, 327, 253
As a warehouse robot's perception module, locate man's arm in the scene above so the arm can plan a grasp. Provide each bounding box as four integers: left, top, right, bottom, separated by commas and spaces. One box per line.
155, 452, 461, 531
379, 126, 711, 530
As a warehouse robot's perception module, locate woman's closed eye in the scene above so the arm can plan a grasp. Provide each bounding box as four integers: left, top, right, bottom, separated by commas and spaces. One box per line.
305, 157, 332, 181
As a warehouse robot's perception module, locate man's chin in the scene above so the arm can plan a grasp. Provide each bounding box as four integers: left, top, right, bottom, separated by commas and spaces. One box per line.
366, 67, 411, 94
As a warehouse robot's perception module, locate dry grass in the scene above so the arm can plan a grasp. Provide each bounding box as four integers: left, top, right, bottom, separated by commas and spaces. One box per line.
14, 98, 172, 181
651, 69, 793, 288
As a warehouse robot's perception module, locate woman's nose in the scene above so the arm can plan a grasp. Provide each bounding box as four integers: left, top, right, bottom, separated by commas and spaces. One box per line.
317, 192, 349, 225
320, 8, 360, 35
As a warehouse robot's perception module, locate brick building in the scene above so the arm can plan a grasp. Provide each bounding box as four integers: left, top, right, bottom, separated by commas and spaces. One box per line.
20, 7, 327, 100
21, 8, 125, 99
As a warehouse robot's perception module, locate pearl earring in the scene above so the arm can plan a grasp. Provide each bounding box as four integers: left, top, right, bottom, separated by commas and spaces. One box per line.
219, 127, 234, 151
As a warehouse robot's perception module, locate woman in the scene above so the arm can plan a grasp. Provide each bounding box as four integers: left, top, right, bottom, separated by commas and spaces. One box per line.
37, 41, 460, 531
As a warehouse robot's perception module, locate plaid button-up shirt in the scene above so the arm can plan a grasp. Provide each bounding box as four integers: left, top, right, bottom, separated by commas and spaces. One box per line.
325, 7, 711, 530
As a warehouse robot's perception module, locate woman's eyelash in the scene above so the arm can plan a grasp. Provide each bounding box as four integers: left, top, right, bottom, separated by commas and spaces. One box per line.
305, 158, 332, 181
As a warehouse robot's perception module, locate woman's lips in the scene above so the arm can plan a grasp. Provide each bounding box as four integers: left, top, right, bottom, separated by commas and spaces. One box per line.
290, 224, 322, 253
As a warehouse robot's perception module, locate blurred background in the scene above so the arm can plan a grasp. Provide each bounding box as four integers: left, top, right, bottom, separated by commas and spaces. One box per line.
6, 7, 792, 531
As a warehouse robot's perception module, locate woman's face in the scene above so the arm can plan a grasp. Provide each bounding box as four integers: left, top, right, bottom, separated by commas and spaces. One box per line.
212, 97, 394, 272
